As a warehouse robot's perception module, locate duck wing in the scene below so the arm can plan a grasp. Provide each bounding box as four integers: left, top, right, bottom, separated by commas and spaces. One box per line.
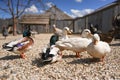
56, 37, 91, 49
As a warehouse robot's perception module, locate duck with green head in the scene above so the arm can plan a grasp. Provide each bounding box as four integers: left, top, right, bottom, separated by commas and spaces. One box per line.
2, 27, 34, 59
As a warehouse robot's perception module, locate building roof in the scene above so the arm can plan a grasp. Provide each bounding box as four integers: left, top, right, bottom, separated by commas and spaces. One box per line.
19, 6, 73, 25
88, 1, 118, 15
76, 1, 120, 19
44, 5, 73, 20
19, 14, 49, 25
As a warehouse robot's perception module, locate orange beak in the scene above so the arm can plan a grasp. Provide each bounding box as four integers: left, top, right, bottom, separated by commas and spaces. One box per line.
67, 30, 72, 35
89, 33, 93, 37
94, 40, 98, 45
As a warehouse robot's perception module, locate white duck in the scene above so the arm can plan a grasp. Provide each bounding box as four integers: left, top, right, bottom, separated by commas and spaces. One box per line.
53, 24, 62, 36
58, 27, 72, 40
53, 24, 72, 40
86, 34, 111, 62
55, 29, 93, 57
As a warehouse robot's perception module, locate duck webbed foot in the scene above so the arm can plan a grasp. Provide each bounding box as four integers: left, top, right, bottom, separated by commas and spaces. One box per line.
76, 52, 81, 58
20, 53, 26, 59
100, 56, 105, 62
58, 51, 63, 57
100, 56, 105, 65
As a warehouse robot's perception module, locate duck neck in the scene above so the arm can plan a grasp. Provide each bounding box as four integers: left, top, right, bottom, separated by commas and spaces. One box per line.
63, 31, 68, 39
59, 32, 68, 40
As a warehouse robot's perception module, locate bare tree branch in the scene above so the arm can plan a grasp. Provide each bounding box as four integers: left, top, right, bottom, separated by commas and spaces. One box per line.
37, 0, 46, 10
1, 0, 8, 6
11, 0, 15, 17
0, 0, 43, 35
16, 0, 20, 16
0, 7, 10, 13
0, 0, 10, 14
17, 0, 31, 18
7, 0, 14, 16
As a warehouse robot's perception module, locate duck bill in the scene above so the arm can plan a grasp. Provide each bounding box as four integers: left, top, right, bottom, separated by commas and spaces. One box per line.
89, 33, 93, 37
94, 40, 98, 45
87, 33, 93, 38
42, 57, 53, 63
67, 30, 72, 35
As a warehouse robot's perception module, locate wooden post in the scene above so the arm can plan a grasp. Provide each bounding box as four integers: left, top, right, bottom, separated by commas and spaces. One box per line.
46, 24, 49, 33
13, 17, 17, 36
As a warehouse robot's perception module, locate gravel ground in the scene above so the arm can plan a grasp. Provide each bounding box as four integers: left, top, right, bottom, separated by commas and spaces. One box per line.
0, 34, 120, 80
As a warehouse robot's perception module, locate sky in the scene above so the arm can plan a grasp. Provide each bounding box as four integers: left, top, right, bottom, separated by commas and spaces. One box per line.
0, 0, 115, 19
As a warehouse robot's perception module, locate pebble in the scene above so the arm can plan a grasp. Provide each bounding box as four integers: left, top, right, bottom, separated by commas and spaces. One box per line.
0, 34, 120, 80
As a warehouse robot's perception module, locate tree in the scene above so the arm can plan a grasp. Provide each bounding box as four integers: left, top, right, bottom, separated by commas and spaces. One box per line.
0, 0, 43, 35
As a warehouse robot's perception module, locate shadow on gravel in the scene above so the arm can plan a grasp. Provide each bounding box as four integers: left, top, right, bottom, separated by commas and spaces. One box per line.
62, 55, 76, 58
68, 58, 100, 64
110, 43, 120, 46
32, 57, 50, 67
0, 55, 20, 60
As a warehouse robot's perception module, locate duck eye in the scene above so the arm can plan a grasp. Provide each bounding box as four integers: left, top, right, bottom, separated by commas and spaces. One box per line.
65, 28, 68, 30
85, 31, 89, 33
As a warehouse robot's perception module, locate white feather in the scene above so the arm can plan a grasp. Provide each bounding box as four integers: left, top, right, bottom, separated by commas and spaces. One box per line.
87, 34, 111, 58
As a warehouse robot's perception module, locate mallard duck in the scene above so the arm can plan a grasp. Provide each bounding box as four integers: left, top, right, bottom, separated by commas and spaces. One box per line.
41, 45, 62, 63
2, 30, 34, 59
50, 34, 59, 46
86, 34, 111, 62
89, 23, 98, 34
55, 29, 93, 58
